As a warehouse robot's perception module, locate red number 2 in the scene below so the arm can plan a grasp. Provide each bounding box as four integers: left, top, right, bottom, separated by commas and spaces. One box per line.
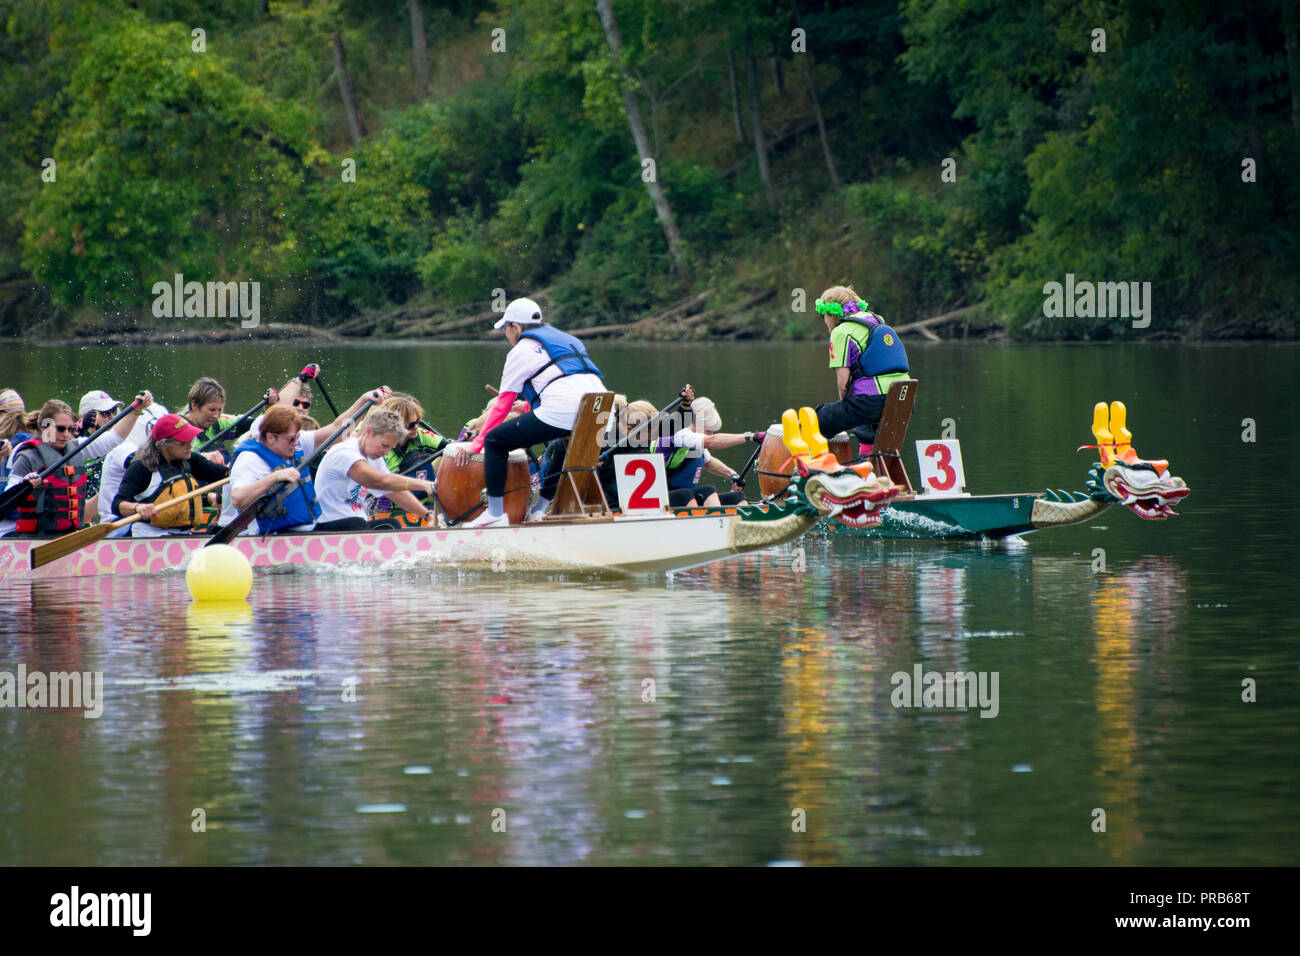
924, 443, 956, 491
624, 459, 661, 508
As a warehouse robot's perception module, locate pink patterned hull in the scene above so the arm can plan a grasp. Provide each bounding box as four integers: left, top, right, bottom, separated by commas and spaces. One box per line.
0, 512, 757, 580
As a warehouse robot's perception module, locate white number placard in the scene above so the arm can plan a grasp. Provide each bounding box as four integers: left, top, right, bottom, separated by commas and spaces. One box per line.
915, 440, 968, 497
614, 454, 669, 514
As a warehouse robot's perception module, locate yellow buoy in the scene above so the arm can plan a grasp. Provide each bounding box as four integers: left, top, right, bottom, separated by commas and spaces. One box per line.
186, 544, 253, 602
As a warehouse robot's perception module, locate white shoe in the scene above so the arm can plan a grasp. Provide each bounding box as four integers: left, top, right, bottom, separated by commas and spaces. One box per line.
523, 501, 550, 523
461, 510, 508, 529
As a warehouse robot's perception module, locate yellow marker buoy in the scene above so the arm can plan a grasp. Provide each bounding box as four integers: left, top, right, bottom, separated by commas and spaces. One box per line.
186, 544, 253, 602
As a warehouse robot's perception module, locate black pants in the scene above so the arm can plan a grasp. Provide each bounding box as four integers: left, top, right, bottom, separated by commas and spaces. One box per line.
814, 393, 888, 444
669, 485, 746, 507
315, 517, 368, 533
484, 412, 569, 498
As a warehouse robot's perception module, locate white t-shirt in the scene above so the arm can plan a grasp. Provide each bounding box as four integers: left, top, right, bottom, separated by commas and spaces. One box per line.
315, 437, 389, 523
97, 440, 139, 520
216, 431, 319, 535
499, 336, 604, 429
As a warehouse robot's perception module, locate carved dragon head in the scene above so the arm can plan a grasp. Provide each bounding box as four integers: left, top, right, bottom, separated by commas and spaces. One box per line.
1084, 402, 1189, 519
777, 407, 898, 528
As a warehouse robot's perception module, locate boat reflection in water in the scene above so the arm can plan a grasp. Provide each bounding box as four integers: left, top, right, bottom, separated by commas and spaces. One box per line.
1090, 556, 1187, 863
0, 545, 1190, 865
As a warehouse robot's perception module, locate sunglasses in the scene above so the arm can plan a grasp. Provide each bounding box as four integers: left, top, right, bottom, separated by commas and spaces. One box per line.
51, 424, 75, 434
292, 399, 311, 409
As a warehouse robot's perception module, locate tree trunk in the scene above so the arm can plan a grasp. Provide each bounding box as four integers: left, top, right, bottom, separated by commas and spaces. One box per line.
408, 0, 430, 97
792, 0, 840, 189
332, 32, 365, 145
595, 0, 687, 272
769, 56, 784, 96
727, 50, 747, 144
746, 51, 776, 206
1284, 0, 1300, 134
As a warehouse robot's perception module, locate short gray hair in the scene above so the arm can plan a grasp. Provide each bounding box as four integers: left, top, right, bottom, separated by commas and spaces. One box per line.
691, 397, 721, 433
362, 407, 407, 440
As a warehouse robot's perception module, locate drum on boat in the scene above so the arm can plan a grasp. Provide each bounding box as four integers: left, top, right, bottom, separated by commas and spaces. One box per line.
435, 449, 531, 524
756, 426, 856, 498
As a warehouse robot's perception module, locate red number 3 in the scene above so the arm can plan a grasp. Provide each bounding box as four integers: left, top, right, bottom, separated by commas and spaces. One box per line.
924, 443, 956, 491
624, 459, 661, 508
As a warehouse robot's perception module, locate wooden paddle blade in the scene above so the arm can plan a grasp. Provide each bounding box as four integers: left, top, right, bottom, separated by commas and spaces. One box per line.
29, 522, 114, 569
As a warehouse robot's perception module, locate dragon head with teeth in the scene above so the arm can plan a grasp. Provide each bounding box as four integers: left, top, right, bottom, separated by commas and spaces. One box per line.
771, 407, 899, 527
1084, 401, 1190, 519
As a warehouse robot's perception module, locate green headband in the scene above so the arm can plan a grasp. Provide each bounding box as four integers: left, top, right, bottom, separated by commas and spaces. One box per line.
814, 298, 868, 318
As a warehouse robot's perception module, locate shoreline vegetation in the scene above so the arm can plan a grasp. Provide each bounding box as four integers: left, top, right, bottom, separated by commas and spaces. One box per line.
3, 2, 1297, 345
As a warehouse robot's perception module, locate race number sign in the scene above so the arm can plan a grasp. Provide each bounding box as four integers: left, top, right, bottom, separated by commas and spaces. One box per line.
914, 440, 967, 497
613, 454, 669, 514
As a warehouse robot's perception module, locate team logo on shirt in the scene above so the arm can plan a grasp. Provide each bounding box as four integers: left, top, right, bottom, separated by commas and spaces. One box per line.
882, 333, 895, 346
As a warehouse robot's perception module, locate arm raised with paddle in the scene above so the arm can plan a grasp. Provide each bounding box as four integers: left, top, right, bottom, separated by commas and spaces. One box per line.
0, 391, 153, 521
208, 388, 387, 546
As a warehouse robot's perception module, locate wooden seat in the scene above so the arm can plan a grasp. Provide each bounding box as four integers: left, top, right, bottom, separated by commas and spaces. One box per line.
870, 379, 918, 493
547, 392, 616, 518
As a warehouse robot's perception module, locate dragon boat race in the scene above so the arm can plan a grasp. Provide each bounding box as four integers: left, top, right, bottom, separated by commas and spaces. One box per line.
1, 0, 1293, 932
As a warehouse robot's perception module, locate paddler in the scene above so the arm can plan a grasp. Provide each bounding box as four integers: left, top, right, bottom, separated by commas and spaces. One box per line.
813, 285, 911, 454
367, 394, 447, 519
216, 385, 391, 536
314, 408, 435, 531
444, 297, 604, 527
0, 391, 155, 537
112, 413, 229, 536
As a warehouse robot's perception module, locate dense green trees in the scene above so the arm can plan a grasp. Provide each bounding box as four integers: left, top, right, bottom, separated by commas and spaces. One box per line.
1, 0, 1295, 338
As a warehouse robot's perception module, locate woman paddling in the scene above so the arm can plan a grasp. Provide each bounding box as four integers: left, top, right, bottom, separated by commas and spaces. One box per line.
216, 387, 390, 536
444, 297, 604, 527
0, 391, 155, 537
314, 408, 435, 531
113, 413, 228, 536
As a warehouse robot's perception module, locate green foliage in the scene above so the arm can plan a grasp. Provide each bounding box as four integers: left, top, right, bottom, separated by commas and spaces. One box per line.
19, 13, 324, 311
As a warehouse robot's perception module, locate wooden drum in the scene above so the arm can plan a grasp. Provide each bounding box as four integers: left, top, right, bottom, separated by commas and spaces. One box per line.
756, 425, 856, 498
435, 449, 531, 524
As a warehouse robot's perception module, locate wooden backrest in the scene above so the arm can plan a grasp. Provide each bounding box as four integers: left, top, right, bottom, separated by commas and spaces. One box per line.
871, 379, 918, 492
548, 391, 616, 517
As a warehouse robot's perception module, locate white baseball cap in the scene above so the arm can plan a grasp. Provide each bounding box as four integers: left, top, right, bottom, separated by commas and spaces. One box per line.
492, 297, 544, 330
79, 389, 121, 416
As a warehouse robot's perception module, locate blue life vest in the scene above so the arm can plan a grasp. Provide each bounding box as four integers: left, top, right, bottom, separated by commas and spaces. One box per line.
664, 445, 704, 489
231, 437, 321, 532
843, 315, 909, 381
517, 326, 603, 406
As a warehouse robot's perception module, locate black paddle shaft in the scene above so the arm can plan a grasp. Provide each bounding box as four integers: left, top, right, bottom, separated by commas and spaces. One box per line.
195, 398, 268, 454
597, 395, 687, 463
0, 394, 146, 520
313, 376, 341, 417
207, 398, 376, 546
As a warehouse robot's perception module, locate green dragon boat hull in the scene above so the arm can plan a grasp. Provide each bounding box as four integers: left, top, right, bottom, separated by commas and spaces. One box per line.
821, 493, 1049, 541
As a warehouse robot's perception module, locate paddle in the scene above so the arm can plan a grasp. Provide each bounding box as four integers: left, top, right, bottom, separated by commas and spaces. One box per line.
30, 477, 230, 570
598, 395, 686, 463
313, 375, 341, 417
734, 441, 764, 490
195, 397, 268, 454
0, 393, 146, 521
207, 398, 376, 546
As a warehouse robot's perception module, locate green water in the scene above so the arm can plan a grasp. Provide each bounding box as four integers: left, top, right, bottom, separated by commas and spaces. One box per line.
1, 340, 1296, 865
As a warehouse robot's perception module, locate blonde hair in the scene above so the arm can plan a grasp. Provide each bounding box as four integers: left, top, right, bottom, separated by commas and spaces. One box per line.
819, 285, 861, 306
466, 397, 525, 433
363, 408, 407, 440
381, 393, 424, 428
691, 397, 721, 433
